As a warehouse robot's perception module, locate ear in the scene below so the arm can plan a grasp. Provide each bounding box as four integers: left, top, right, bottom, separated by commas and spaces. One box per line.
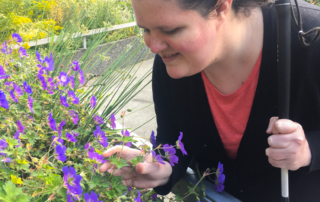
216, 0, 233, 19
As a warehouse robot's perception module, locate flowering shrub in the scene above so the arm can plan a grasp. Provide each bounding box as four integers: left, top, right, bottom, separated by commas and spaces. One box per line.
0, 33, 225, 201
0, 0, 136, 43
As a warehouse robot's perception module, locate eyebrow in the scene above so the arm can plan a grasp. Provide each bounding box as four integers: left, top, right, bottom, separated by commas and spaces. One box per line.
137, 24, 176, 30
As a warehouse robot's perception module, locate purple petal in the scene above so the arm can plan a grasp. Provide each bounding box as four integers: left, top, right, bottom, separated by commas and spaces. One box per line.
78, 69, 85, 84
90, 95, 96, 108
12, 33, 22, 42
0, 91, 9, 109
28, 96, 33, 113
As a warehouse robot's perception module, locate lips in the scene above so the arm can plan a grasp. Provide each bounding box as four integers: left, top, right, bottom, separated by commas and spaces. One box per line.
161, 53, 180, 63
163, 53, 179, 58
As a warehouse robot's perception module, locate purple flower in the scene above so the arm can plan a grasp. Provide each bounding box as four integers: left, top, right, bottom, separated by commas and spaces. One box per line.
127, 186, 132, 193
152, 151, 165, 165
16, 120, 25, 134
1, 157, 12, 163
68, 91, 79, 104
90, 95, 96, 108
12, 33, 22, 42
150, 131, 156, 148
67, 194, 74, 202
10, 90, 18, 102
58, 120, 65, 136
110, 114, 116, 129
47, 77, 55, 90
121, 130, 130, 137
84, 143, 90, 150
87, 147, 94, 157
66, 132, 77, 142
84, 191, 102, 202
71, 61, 80, 71
177, 132, 187, 156
62, 166, 83, 200
54, 144, 67, 162
214, 162, 225, 193
119, 141, 131, 147
59, 72, 69, 86
69, 75, 75, 89
134, 190, 142, 202
152, 193, 157, 201
60, 94, 69, 107
0, 91, 9, 109
36, 51, 44, 63
163, 144, 179, 166
93, 115, 104, 125
13, 131, 21, 147
93, 126, 108, 147
28, 96, 33, 113
125, 142, 131, 147
0, 139, 8, 149
13, 83, 24, 98
2, 41, 7, 54
88, 151, 106, 164
18, 47, 27, 58
69, 110, 79, 125
0, 65, 8, 80
78, 69, 85, 84
48, 112, 57, 131
23, 81, 32, 94
44, 53, 54, 71
52, 135, 64, 146
38, 72, 47, 90
28, 115, 34, 122
14, 131, 20, 139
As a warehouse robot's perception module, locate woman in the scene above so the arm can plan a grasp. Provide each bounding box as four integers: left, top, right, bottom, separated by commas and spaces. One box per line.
100, 0, 320, 201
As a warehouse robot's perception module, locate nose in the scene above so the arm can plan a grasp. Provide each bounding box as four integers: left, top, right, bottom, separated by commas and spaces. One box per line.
144, 32, 168, 54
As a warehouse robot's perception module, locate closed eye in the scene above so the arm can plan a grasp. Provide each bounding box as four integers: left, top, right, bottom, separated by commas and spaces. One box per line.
162, 28, 179, 35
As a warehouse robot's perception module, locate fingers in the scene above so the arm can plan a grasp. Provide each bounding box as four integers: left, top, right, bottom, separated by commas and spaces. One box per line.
136, 161, 160, 175
266, 117, 278, 134
101, 145, 132, 158
268, 119, 301, 135
266, 148, 300, 170
267, 134, 291, 148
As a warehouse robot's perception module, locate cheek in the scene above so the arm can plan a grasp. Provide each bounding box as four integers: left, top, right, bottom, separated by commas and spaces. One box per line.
143, 34, 150, 48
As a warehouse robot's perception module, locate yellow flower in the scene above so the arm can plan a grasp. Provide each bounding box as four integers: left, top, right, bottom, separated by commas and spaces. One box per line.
11, 175, 23, 185
22, 42, 30, 49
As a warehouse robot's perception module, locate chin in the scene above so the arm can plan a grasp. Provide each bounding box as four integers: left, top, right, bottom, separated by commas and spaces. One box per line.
166, 67, 187, 79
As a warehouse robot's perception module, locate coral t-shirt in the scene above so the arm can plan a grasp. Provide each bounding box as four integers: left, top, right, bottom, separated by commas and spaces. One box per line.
201, 52, 262, 159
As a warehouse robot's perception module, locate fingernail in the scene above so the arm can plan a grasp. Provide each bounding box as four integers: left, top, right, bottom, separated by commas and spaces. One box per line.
266, 149, 269, 156
268, 137, 273, 145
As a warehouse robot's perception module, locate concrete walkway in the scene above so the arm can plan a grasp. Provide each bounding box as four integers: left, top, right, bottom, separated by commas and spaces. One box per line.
112, 58, 157, 139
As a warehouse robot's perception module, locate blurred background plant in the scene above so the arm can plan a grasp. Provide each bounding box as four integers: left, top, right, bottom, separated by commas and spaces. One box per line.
0, 0, 137, 43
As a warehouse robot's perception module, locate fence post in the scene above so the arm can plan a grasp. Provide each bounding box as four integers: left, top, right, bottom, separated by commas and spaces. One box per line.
83, 36, 87, 49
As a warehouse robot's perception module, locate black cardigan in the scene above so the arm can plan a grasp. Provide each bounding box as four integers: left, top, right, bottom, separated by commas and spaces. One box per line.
152, 1, 320, 201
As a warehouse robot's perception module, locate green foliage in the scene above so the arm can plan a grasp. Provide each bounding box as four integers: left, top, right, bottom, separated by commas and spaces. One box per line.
0, 181, 32, 202
0, 0, 136, 42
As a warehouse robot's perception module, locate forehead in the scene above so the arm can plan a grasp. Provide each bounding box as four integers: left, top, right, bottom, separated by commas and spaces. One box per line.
132, 0, 201, 28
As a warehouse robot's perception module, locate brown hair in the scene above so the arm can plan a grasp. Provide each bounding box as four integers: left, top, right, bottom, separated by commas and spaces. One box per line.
176, 0, 272, 17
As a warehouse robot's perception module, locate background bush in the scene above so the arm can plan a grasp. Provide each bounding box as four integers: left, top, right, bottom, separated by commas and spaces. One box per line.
0, 0, 135, 42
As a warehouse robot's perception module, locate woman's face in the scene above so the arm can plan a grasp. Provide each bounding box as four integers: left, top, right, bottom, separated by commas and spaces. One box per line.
132, 0, 224, 79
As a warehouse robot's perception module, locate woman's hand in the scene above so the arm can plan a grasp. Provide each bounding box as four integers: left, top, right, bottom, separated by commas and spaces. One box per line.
99, 146, 172, 188
266, 117, 312, 170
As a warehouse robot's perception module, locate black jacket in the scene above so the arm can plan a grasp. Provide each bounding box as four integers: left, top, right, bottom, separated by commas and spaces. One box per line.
152, 1, 320, 201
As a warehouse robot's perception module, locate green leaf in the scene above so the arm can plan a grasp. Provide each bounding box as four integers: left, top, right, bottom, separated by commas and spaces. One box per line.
14, 194, 32, 202
110, 157, 129, 170
87, 174, 101, 189
0, 181, 31, 202
130, 155, 143, 166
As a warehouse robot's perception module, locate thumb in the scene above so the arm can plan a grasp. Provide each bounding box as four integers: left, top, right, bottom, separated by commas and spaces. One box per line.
136, 161, 161, 175
266, 116, 279, 134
